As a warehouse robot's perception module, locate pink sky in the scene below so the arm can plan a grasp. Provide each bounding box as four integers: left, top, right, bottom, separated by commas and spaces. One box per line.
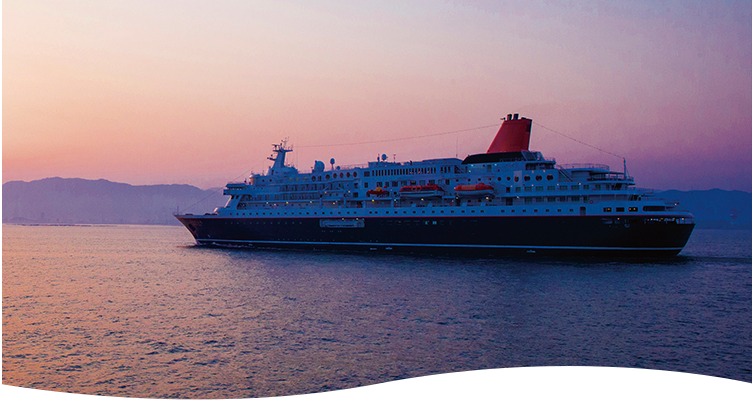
3, 0, 751, 191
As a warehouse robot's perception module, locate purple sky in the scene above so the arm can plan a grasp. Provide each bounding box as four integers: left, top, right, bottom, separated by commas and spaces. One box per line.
3, 0, 751, 191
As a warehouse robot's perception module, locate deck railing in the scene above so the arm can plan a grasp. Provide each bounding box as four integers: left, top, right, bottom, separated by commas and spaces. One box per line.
558, 163, 611, 171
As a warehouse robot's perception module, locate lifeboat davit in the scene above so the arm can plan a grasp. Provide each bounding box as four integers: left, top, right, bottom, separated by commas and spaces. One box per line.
399, 184, 445, 198
454, 183, 494, 197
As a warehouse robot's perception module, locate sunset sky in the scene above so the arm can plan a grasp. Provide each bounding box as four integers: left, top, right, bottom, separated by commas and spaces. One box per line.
3, 0, 751, 191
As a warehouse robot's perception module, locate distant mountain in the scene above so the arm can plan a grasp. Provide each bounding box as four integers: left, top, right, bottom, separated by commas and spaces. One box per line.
657, 189, 751, 230
2, 178, 751, 229
2, 177, 226, 226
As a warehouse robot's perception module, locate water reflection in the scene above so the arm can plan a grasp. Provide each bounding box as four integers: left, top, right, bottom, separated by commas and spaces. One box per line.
2, 226, 751, 398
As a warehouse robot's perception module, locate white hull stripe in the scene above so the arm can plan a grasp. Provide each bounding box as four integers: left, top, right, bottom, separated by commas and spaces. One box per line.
195, 239, 682, 251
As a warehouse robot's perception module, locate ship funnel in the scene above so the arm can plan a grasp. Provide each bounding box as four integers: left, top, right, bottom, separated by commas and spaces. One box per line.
486, 115, 532, 153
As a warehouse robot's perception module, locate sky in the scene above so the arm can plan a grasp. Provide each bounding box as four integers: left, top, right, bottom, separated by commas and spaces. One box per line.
2, 0, 752, 191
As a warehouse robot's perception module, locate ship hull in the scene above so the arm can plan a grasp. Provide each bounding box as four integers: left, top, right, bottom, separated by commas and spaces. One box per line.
175, 214, 695, 257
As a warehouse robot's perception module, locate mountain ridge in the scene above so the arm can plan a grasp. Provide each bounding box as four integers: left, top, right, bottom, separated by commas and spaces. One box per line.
2, 177, 226, 226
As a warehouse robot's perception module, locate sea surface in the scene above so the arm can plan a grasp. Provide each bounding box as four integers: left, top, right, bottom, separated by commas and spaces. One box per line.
2, 224, 751, 398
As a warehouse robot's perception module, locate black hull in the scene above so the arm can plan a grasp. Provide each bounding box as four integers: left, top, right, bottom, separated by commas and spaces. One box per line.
175, 214, 695, 257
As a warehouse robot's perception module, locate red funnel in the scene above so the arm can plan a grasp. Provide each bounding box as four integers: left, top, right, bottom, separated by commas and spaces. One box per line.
487, 116, 532, 153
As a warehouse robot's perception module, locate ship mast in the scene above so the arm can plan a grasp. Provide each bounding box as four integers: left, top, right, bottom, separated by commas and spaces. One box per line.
268, 138, 292, 175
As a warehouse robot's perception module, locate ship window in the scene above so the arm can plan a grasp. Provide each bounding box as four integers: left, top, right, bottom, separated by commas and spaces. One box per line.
364, 171, 370, 177
514, 176, 519, 182
354, 172, 358, 177
571, 196, 580, 202
535, 175, 542, 181
583, 185, 589, 190
629, 207, 638, 212
515, 187, 521, 193
535, 186, 544, 192
524, 187, 532, 192
392, 181, 398, 187
643, 206, 666, 212
524, 175, 531, 182
346, 172, 351, 178
616, 207, 625, 212
571, 185, 580, 190
546, 174, 554, 181
603, 207, 612, 212
525, 198, 533, 204
326, 174, 330, 179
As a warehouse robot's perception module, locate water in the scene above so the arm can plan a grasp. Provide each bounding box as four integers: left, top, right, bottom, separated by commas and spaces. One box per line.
2, 224, 751, 398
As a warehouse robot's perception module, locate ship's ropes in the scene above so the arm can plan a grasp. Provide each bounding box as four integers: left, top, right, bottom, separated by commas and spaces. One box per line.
533, 122, 624, 160
298, 124, 500, 148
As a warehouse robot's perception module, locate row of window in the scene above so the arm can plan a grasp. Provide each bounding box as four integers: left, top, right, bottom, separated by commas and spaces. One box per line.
237, 193, 636, 205
603, 206, 665, 212
226, 203, 667, 218
367, 166, 439, 178
256, 181, 615, 195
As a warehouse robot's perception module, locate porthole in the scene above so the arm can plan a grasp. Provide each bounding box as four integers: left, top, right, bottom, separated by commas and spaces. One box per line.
535, 175, 542, 181
546, 174, 554, 181
524, 175, 531, 182
507, 176, 511, 181
311, 176, 316, 181
326, 174, 330, 179
514, 176, 519, 182
346, 172, 351, 178
353, 172, 358, 177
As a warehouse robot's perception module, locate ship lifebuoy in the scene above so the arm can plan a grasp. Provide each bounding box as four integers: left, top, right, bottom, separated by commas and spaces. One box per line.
589, 200, 594, 204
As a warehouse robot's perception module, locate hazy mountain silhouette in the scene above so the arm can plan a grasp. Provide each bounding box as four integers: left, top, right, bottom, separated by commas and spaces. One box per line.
2, 177, 751, 229
2, 177, 226, 225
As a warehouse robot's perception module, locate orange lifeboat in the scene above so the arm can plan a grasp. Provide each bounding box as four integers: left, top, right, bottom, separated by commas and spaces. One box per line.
454, 183, 494, 197
367, 187, 390, 197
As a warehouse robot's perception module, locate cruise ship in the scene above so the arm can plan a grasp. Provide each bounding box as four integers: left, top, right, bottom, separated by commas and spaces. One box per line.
175, 114, 695, 256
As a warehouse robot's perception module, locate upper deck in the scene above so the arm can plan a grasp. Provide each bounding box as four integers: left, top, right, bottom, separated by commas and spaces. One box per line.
206, 114, 687, 219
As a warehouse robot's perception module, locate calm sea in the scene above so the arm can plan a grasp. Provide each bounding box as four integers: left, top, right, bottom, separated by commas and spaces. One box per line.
2, 224, 751, 398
